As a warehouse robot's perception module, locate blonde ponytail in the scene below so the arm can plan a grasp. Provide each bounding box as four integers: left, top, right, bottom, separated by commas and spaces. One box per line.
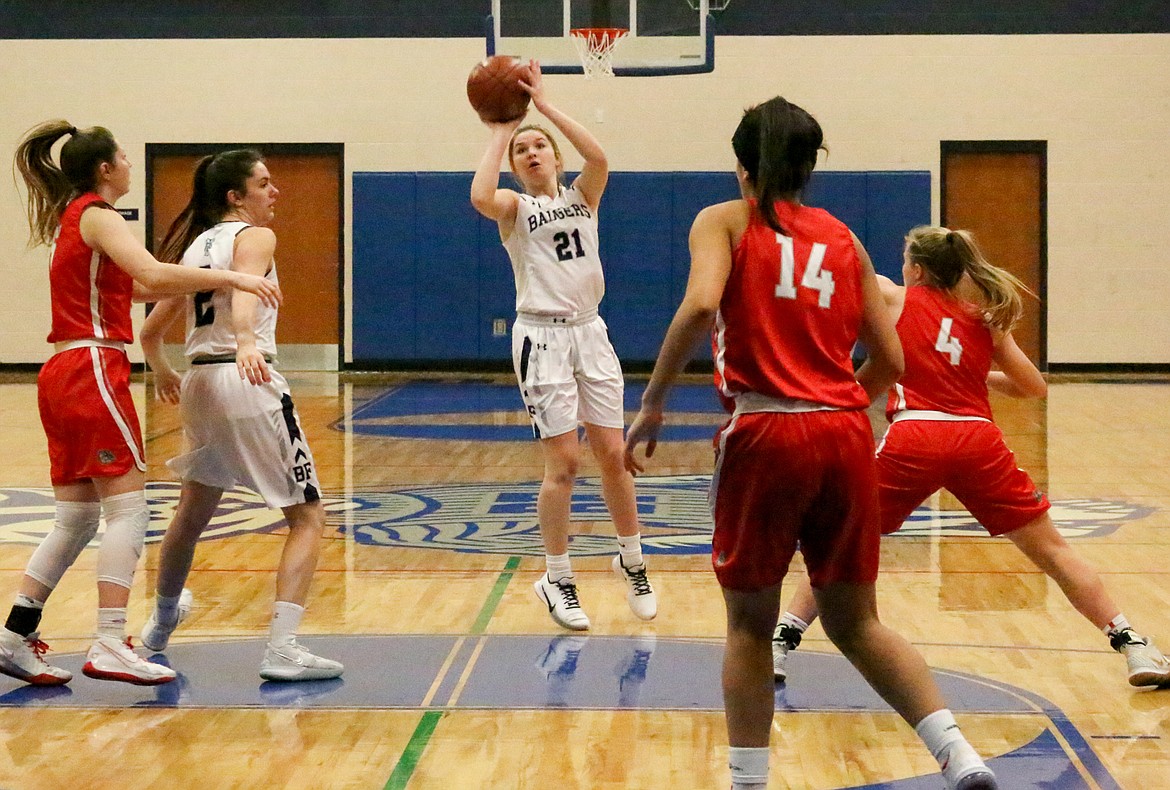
905, 226, 1033, 332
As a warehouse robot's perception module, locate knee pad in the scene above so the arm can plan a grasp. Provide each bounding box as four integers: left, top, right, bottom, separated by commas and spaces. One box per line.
96, 490, 150, 590
25, 500, 102, 591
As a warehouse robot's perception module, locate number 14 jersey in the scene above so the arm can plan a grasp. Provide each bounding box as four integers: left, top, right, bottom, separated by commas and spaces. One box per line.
714, 201, 868, 412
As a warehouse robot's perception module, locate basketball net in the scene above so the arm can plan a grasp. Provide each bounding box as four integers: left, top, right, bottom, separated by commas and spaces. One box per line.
569, 28, 627, 79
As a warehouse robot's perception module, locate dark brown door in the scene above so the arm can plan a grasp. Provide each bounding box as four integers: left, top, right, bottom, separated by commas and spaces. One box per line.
146, 145, 343, 358
941, 142, 1046, 368
939, 142, 1048, 593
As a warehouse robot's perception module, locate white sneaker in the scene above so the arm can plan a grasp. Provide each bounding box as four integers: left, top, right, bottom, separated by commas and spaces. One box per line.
83, 636, 177, 686
941, 741, 997, 790
612, 556, 657, 621
0, 628, 72, 686
772, 623, 802, 682
259, 641, 344, 682
533, 574, 590, 631
1115, 631, 1170, 687
140, 588, 194, 652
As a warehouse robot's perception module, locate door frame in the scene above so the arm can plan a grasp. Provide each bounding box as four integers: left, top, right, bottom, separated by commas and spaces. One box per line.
144, 142, 345, 369
940, 139, 1048, 369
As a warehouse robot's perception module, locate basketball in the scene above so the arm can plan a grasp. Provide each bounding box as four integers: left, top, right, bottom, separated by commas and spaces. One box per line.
466, 56, 532, 123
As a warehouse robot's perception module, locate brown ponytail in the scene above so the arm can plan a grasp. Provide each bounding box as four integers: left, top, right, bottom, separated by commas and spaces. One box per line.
13, 120, 117, 247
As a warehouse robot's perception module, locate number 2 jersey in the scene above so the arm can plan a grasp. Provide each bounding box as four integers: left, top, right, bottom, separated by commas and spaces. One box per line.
181, 221, 279, 360
886, 286, 994, 421
502, 183, 604, 315
713, 200, 869, 413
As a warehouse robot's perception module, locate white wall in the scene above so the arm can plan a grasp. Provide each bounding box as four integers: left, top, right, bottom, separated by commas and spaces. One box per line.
1, 34, 1166, 364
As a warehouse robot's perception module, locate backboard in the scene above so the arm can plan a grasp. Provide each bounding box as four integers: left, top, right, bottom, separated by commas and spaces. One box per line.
487, 0, 715, 77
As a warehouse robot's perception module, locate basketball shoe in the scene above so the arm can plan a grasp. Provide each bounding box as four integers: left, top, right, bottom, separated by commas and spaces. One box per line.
772, 623, 802, 682
0, 628, 72, 686
140, 588, 194, 652
534, 574, 590, 630
259, 641, 344, 682
612, 556, 657, 620
940, 741, 997, 790
1111, 629, 1170, 687
83, 636, 177, 685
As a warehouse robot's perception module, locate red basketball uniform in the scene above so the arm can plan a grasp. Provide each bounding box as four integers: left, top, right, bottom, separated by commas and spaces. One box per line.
38, 194, 144, 485
878, 286, 1049, 535
710, 201, 879, 591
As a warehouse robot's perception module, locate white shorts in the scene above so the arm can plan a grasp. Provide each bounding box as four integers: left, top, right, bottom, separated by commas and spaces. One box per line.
511, 312, 625, 439
168, 363, 321, 509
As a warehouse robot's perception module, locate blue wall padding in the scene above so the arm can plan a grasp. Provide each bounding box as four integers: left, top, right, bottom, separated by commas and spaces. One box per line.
352, 170, 929, 363
352, 173, 416, 359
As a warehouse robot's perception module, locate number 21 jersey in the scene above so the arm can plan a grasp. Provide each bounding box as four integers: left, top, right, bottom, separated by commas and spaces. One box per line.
503, 184, 604, 315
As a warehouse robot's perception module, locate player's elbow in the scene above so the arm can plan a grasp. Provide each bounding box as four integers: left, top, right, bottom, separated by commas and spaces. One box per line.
1022, 376, 1048, 399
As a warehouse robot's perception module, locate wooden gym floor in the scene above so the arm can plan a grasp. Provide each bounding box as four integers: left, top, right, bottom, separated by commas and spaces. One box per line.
0, 371, 1167, 789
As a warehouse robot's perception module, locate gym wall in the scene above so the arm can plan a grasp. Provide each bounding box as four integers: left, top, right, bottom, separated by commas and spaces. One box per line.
0, 6, 1167, 365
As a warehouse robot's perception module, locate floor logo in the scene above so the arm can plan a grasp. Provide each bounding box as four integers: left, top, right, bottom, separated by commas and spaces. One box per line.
334, 476, 1155, 556
0, 480, 1152, 553
0, 483, 344, 547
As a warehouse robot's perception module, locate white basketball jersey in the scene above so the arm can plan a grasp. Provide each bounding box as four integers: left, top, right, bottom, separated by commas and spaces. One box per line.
182, 221, 279, 360
503, 183, 605, 315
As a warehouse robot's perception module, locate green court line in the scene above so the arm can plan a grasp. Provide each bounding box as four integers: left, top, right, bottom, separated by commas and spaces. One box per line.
383, 710, 442, 790
382, 555, 521, 789
470, 554, 522, 635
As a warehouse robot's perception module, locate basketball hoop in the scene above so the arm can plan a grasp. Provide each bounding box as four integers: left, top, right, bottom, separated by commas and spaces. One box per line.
569, 27, 628, 79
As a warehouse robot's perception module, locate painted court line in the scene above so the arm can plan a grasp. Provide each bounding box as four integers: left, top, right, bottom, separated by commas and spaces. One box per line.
382, 555, 520, 788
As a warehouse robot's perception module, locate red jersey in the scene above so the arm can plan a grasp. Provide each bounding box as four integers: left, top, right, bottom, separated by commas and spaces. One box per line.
886, 286, 993, 421
713, 200, 868, 412
46, 193, 134, 344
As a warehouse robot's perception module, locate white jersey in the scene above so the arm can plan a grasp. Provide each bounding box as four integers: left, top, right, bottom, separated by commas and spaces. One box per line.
182, 221, 279, 360
503, 183, 604, 315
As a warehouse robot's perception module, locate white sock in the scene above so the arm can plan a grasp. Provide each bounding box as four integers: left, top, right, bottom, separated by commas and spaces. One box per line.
729, 746, 769, 789
1104, 614, 1132, 637
915, 709, 983, 776
545, 553, 573, 584
15, 594, 44, 610
616, 532, 644, 568
778, 612, 809, 633
96, 607, 127, 640
270, 601, 305, 647
154, 592, 184, 626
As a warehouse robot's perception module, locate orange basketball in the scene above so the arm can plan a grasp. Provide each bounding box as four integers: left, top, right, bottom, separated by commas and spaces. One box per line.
466, 56, 532, 123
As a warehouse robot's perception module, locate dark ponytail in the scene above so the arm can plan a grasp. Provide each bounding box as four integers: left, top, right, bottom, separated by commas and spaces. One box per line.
13, 119, 118, 247
731, 97, 824, 234
157, 149, 263, 263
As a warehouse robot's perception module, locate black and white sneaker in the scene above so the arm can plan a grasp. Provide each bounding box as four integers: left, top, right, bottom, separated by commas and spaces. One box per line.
533, 574, 590, 631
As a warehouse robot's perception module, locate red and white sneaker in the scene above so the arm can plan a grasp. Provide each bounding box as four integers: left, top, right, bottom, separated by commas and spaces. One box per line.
0, 628, 72, 686
82, 636, 177, 685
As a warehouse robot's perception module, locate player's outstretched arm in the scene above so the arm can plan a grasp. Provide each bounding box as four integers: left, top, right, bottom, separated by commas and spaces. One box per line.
626, 203, 734, 473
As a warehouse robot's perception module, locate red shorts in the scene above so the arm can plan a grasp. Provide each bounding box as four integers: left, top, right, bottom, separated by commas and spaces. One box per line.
710, 410, 881, 591
37, 347, 145, 486
877, 419, 1050, 536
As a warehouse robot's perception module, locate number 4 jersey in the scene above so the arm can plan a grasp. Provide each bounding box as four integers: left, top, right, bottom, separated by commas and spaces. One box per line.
503, 183, 604, 316
886, 286, 994, 421
182, 221, 279, 361
714, 200, 869, 412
